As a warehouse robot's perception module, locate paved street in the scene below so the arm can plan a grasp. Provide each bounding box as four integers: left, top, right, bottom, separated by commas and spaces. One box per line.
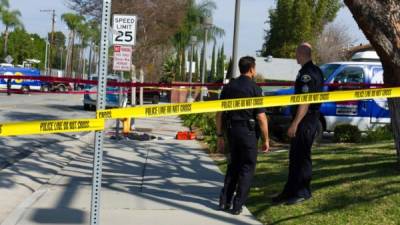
0, 93, 94, 122
0, 94, 262, 225
0, 93, 95, 170
0, 93, 97, 221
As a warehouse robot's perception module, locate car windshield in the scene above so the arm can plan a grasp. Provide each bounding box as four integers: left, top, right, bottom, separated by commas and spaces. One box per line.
320, 64, 340, 81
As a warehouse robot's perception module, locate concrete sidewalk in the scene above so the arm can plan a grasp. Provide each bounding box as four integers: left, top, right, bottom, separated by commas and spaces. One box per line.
1, 117, 262, 225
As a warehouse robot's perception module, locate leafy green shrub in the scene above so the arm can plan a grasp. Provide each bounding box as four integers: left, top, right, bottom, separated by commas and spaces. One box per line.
181, 113, 218, 152
334, 124, 361, 143
363, 124, 393, 143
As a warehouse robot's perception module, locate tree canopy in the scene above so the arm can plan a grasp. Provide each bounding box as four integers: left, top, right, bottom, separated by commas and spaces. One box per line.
0, 0, 23, 56
0, 28, 46, 68
262, 0, 341, 58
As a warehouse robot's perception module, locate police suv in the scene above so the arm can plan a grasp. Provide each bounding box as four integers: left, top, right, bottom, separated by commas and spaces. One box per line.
266, 54, 389, 139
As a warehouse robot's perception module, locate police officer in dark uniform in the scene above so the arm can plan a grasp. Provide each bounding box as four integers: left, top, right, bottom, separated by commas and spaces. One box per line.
272, 43, 323, 205
216, 56, 270, 215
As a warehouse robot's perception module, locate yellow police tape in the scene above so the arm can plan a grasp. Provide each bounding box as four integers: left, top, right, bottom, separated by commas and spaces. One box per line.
0, 118, 104, 136
1, 87, 398, 136
97, 87, 399, 119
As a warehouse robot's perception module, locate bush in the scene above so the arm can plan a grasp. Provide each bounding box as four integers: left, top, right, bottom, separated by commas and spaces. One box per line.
363, 124, 393, 143
181, 113, 218, 152
334, 124, 361, 143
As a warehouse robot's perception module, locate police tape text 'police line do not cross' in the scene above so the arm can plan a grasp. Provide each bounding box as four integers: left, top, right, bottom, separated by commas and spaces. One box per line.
0, 87, 397, 136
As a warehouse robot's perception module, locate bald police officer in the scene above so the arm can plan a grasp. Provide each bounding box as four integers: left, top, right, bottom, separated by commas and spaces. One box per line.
216, 56, 270, 215
272, 43, 323, 205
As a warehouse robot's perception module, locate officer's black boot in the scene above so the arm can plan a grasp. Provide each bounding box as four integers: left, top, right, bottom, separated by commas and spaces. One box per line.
218, 202, 231, 211
218, 191, 231, 211
231, 197, 243, 215
231, 206, 242, 215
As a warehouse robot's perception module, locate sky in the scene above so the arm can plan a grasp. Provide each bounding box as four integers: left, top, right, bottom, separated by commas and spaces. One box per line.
3, 0, 368, 58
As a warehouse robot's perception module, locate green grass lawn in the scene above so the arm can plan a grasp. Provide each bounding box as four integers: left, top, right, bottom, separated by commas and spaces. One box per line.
216, 141, 400, 225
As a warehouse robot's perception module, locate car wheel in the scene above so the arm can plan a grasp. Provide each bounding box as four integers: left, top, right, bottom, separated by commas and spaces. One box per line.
41, 85, 49, 92
152, 95, 160, 104
58, 85, 66, 92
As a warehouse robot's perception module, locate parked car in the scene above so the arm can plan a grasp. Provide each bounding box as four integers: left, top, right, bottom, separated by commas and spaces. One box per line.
266, 61, 389, 140
83, 75, 161, 110
83, 75, 121, 110
127, 88, 161, 105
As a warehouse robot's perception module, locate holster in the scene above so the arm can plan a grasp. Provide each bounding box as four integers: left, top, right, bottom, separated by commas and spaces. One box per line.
248, 119, 261, 139
248, 119, 256, 131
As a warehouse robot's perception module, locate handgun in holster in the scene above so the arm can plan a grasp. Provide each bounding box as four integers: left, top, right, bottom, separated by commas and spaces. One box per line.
248, 119, 261, 139
248, 119, 256, 131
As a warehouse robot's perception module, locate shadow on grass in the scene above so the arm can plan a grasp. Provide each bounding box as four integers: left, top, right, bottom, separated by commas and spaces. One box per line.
225, 142, 400, 224
266, 187, 400, 225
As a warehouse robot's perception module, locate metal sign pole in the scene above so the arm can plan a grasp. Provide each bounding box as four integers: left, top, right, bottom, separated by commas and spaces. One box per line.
132, 65, 136, 106
91, 0, 111, 224
140, 69, 144, 105
115, 71, 124, 139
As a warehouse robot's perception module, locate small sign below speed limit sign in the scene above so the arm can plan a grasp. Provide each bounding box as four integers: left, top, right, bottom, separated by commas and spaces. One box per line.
113, 14, 137, 46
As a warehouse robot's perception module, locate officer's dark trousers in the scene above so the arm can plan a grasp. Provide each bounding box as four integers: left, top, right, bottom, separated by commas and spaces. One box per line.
282, 114, 319, 199
220, 122, 258, 209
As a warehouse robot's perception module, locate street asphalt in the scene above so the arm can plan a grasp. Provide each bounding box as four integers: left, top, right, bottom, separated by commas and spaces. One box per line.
0, 93, 95, 170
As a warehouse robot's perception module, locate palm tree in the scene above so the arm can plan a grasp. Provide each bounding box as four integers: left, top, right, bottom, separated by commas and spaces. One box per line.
0, 4, 23, 56
0, 0, 9, 12
76, 21, 91, 79
86, 20, 100, 77
172, 0, 224, 81
62, 13, 85, 78
161, 56, 178, 83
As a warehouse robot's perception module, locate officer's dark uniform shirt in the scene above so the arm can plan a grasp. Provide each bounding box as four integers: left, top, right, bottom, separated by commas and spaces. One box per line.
292, 61, 324, 115
220, 75, 266, 120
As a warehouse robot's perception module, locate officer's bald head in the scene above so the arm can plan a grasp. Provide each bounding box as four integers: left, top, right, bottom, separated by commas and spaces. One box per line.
296, 43, 312, 66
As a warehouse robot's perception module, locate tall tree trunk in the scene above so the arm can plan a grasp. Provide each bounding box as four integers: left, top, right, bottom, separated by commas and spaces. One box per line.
344, 0, 400, 165
388, 98, 400, 162
78, 45, 84, 79
180, 49, 186, 82
64, 47, 70, 76
70, 31, 76, 79
200, 46, 205, 82
175, 49, 181, 81
195, 49, 199, 82
3, 26, 9, 56
65, 31, 73, 77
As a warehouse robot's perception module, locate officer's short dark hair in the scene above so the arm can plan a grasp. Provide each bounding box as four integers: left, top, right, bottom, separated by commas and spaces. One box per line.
239, 56, 256, 74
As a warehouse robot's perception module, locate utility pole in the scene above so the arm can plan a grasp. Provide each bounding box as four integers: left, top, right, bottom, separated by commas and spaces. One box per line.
41, 9, 56, 75
232, 0, 241, 78
44, 41, 49, 74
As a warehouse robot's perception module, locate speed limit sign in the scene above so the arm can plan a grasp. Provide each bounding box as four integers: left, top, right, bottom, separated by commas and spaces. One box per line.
113, 14, 137, 46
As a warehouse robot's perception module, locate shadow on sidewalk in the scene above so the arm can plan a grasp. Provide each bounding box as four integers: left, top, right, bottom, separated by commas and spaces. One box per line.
28, 139, 257, 225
